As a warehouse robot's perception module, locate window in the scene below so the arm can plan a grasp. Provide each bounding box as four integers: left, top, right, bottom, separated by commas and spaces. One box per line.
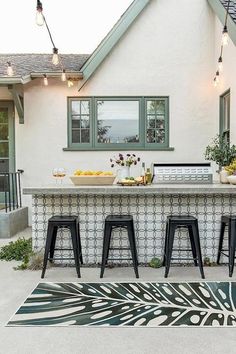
67, 97, 170, 150
220, 90, 230, 143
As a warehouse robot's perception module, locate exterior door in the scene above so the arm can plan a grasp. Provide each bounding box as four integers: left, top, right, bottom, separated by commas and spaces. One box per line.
0, 101, 15, 174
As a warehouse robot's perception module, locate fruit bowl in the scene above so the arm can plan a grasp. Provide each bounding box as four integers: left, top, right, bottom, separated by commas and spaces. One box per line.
70, 175, 116, 185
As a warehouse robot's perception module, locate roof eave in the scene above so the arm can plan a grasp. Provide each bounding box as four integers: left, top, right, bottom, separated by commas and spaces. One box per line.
208, 0, 236, 46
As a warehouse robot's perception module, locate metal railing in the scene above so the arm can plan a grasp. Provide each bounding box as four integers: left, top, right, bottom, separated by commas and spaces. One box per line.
0, 170, 23, 212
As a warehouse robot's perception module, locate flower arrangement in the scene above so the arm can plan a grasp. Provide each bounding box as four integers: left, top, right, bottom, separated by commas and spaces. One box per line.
110, 153, 140, 167
225, 159, 236, 175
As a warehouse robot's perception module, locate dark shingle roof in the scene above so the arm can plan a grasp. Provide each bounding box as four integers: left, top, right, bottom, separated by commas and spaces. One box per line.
0, 53, 90, 77
220, 0, 236, 23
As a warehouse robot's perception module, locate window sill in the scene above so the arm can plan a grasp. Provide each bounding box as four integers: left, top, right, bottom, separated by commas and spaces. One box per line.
63, 147, 175, 152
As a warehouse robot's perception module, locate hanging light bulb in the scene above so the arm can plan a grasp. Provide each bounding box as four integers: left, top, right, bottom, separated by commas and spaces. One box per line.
222, 25, 229, 46
61, 69, 66, 82
52, 48, 59, 66
67, 79, 74, 88
213, 77, 218, 87
36, 0, 44, 26
7, 62, 14, 76
218, 56, 223, 72
43, 74, 48, 86
215, 70, 220, 84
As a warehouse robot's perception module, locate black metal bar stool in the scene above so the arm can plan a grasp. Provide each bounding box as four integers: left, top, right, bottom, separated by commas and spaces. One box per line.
100, 215, 139, 278
41, 215, 83, 278
217, 215, 236, 277
163, 215, 205, 279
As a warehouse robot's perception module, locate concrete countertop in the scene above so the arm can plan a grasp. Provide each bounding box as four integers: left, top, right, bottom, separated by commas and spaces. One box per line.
23, 183, 236, 195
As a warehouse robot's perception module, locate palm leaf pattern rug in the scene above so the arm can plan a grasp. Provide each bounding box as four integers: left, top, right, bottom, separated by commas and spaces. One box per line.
7, 282, 236, 327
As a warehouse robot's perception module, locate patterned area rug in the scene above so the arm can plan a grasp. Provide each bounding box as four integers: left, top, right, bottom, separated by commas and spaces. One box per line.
7, 282, 236, 327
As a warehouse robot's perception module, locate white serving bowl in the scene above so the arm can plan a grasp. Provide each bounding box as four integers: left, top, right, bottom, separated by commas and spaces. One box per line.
70, 175, 116, 185
227, 175, 236, 185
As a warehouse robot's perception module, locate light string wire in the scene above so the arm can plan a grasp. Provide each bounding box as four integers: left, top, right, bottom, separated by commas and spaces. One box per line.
5, 0, 75, 85
214, 0, 232, 85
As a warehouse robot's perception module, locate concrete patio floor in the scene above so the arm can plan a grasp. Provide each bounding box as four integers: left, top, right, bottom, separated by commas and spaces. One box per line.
1, 228, 236, 354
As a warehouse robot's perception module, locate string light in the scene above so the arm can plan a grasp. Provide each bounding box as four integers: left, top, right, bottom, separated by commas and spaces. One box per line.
6, 62, 14, 76
213, 0, 231, 86
218, 56, 223, 72
67, 79, 74, 88
43, 74, 48, 86
36, 0, 44, 26
52, 47, 59, 65
222, 25, 229, 46
61, 69, 66, 82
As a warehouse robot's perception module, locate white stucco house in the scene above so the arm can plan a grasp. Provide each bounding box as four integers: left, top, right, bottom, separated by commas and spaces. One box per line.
0, 0, 236, 223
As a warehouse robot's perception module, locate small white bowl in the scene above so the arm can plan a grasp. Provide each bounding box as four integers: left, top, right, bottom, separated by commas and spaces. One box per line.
227, 175, 236, 185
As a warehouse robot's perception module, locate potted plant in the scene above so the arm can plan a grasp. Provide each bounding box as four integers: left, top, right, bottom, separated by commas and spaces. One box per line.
225, 160, 236, 185
204, 135, 236, 183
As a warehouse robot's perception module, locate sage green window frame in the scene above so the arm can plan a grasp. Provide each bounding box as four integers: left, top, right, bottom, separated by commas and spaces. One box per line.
220, 89, 230, 143
66, 96, 170, 151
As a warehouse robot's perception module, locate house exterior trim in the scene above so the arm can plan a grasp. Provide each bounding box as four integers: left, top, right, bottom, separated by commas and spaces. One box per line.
78, 0, 151, 91
208, 0, 236, 46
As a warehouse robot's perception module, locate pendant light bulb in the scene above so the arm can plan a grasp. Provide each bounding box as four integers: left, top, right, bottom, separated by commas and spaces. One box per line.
7, 62, 14, 76
43, 74, 48, 86
52, 48, 59, 66
218, 56, 223, 72
36, 0, 44, 26
61, 70, 66, 82
213, 77, 218, 87
222, 25, 229, 46
67, 79, 74, 88
215, 71, 220, 84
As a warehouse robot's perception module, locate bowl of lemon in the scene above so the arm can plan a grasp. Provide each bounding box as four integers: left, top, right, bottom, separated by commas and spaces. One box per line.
70, 170, 116, 185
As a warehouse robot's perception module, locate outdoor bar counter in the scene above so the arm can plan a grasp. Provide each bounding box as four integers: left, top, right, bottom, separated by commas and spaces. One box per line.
23, 184, 236, 265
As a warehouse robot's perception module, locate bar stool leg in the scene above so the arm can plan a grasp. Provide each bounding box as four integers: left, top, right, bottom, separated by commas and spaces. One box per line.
49, 226, 58, 262
188, 226, 198, 266
217, 221, 226, 265
127, 223, 139, 278
41, 223, 54, 279
76, 221, 83, 264
70, 224, 81, 278
163, 221, 169, 267
228, 220, 236, 277
164, 224, 175, 278
100, 223, 112, 278
192, 222, 205, 279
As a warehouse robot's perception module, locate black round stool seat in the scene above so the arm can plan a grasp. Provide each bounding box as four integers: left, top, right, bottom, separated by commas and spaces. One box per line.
100, 214, 139, 278
217, 215, 236, 277
41, 215, 83, 279
164, 215, 205, 279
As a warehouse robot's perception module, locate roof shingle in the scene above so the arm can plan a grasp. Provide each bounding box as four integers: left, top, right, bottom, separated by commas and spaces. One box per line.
0, 53, 90, 77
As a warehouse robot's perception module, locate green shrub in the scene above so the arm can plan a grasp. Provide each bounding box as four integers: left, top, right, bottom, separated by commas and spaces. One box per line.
0, 238, 32, 261
149, 257, 162, 268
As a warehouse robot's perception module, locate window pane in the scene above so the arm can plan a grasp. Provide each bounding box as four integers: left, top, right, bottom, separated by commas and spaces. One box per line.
0, 124, 8, 140
0, 109, 8, 124
72, 130, 80, 143
223, 94, 230, 131
71, 100, 90, 144
147, 100, 165, 115
96, 100, 139, 144
0, 142, 9, 157
146, 99, 166, 144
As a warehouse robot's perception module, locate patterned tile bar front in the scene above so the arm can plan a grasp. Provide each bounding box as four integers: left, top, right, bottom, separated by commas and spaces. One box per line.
26, 185, 236, 265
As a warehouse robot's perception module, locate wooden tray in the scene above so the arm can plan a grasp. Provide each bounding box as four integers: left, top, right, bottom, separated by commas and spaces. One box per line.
70, 175, 116, 185
117, 181, 145, 186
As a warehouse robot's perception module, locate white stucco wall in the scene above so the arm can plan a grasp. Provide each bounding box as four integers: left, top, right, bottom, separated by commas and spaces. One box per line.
213, 16, 236, 143
13, 0, 223, 221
